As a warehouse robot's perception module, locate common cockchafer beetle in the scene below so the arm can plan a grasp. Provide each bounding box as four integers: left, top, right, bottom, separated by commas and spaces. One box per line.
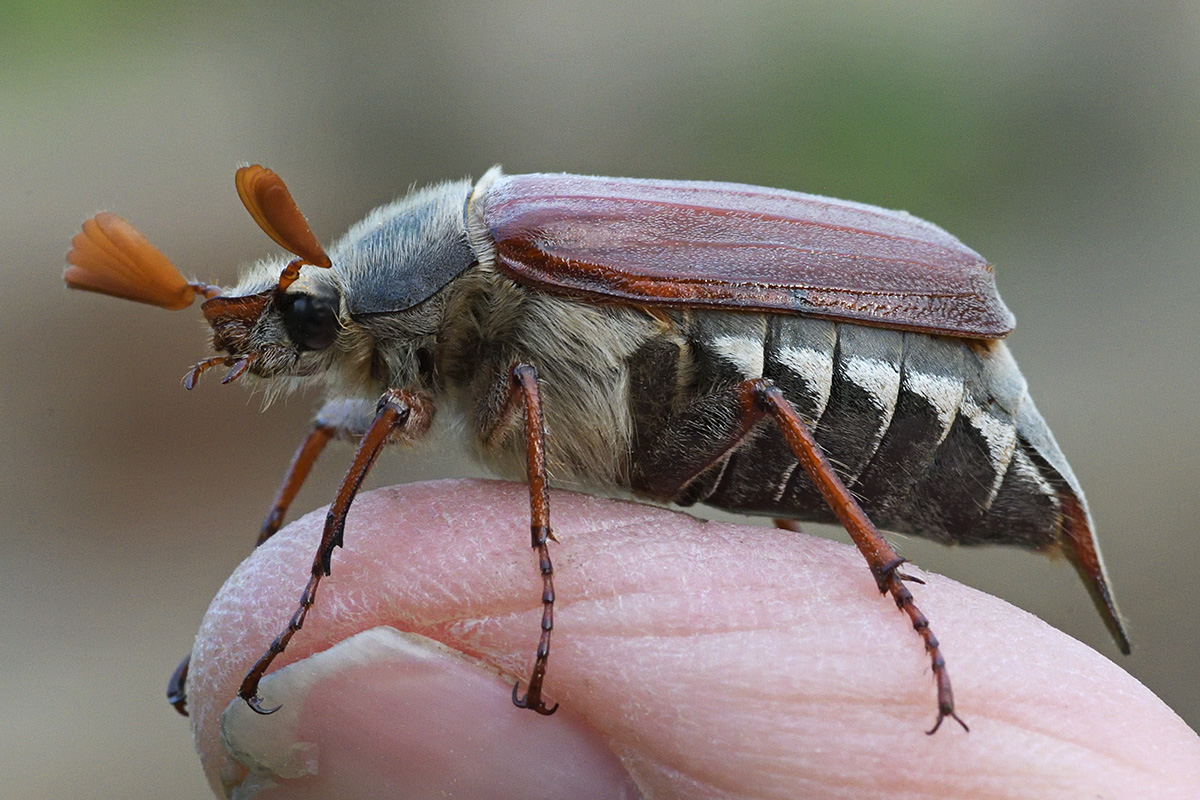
64, 165, 1128, 734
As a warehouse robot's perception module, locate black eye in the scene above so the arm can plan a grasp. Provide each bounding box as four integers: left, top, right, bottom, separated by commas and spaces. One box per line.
279, 292, 339, 351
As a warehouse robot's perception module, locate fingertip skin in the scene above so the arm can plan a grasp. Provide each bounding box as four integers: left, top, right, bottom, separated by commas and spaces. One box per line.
217, 628, 640, 799
189, 480, 1200, 799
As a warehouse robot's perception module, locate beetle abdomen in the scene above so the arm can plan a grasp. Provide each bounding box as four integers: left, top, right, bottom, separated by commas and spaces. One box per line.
630, 310, 1077, 550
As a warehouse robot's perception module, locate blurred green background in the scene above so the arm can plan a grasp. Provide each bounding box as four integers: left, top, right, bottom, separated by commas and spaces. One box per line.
4, 1, 1199, 796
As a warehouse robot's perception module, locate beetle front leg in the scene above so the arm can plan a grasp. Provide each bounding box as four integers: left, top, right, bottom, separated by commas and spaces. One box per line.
238, 389, 433, 714
486, 363, 559, 715
634, 378, 966, 734
168, 400, 376, 716
169, 422, 336, 716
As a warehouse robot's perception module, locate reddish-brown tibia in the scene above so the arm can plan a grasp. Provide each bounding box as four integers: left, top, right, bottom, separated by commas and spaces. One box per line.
235, 165, 332, 291
239, 390, 434, 715
497, 363, 559, 715
64, 212, 218, 310
746, 381, 966, 735
257, 422, 339, 546
167, 420, 340, 717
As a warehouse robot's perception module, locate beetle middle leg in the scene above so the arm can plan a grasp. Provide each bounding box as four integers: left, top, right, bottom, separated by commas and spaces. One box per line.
254, 419, 339, 546
237, 389, 433, 714
486, 362, 559, 715
634, 378, 966, 734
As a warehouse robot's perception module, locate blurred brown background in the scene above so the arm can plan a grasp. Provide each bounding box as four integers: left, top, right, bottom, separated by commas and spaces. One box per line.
4, 1, 1199, 797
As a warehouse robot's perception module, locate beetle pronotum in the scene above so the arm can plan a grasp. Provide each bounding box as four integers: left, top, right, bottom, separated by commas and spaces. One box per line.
65, 165, 1128, 734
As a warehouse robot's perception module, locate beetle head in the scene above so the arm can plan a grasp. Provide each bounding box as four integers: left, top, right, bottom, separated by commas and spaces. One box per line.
66, 165, 345, 389
187, 272, 344, 389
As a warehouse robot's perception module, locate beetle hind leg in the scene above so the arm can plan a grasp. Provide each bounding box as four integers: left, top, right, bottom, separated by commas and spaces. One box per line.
751, 381, 966, 734
633, 378, 966, 733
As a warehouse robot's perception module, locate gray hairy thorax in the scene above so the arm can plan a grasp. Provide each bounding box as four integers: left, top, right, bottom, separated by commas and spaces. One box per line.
432, 263, 659, 489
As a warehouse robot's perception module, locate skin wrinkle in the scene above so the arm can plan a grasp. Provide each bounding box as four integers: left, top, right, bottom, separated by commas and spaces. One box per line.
957, 693, 1159, 778
533, 593, 880, 639
626, 700, 942, 800
529, 506, 876, 635
448, 534, 873, 662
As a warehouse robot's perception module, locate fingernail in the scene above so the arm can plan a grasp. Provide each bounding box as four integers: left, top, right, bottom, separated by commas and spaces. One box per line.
220, 627, 642, 799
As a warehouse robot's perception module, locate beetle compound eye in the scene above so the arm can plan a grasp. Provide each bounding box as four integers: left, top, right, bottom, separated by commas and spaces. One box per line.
279, 292, 339, 351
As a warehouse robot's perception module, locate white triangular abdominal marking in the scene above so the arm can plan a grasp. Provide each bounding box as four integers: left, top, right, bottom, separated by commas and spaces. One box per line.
843, 355, 901, 414
960, 396, 1018, 507
774, 344, 834, 420
710, 333, 766, 378
904, 370, 964, 445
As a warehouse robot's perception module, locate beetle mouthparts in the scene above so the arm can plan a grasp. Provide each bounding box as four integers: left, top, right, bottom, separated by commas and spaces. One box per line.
183, 354, 258, 390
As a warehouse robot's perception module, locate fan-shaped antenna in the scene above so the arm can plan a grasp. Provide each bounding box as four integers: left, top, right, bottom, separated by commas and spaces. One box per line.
235, 165, 332, 291
64, 212, 218, 309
